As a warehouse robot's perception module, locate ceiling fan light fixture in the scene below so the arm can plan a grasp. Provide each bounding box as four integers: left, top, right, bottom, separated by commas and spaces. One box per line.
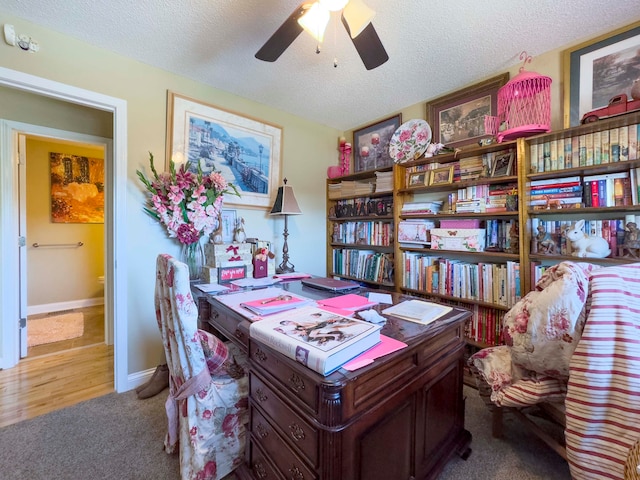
319, 0, 349, 11
342, 0, 375, 38
297, 2, 330, 43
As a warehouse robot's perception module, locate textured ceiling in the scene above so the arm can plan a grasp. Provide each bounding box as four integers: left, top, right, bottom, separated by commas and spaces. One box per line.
2, 1, 639, 131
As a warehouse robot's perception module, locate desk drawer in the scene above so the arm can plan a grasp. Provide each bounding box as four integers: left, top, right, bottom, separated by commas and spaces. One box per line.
250, 340, 318, 412
208, 304, 249, 350
251, 373, 319, 466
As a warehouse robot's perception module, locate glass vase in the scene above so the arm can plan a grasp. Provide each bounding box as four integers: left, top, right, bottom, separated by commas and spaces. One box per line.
180, 241, 205, 281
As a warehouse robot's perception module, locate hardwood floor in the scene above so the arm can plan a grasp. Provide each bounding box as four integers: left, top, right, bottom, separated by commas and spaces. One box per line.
0, 305, 114, 429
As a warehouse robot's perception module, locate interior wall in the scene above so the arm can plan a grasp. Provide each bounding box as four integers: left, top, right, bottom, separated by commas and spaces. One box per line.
0, 11, 341, 374
26, 137, 105, 308
344, 46, 566, 142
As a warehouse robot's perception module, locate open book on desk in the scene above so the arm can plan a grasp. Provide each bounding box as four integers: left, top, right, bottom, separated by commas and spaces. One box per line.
382, 300, 452, 325
249, 306, 381, 376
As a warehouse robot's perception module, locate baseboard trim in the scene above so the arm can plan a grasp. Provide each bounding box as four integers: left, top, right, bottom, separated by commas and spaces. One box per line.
27, 297, 104, 316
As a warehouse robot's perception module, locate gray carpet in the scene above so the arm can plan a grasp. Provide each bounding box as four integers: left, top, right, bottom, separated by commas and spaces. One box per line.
0, 386, 570, 479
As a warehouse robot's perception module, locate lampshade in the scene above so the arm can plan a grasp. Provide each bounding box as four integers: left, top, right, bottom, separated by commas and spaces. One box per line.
270, 179, 302, 216
319, 0, 349, 11
342, 0, 376, 38
297, 2, 330, 43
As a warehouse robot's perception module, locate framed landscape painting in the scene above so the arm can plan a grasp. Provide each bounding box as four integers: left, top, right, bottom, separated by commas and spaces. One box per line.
426, 73, 509, 149
563, 21, 640, 127
166, 91, 282, 209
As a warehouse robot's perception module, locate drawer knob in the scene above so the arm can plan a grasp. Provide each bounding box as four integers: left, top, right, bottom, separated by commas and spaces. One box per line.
253, 461, 268, 479
255, 388, 268, 402
289, 373, 306, 393
234, 329, 245, 341
289, 422, 306, 441
256, 422, 269, 439
211, 311, 219, 320
288, 465, 305, 480
254, 348, 267, 362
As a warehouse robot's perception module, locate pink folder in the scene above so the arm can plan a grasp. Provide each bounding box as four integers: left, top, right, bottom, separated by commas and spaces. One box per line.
342, 335, 408, 371
317, 293, 377, 311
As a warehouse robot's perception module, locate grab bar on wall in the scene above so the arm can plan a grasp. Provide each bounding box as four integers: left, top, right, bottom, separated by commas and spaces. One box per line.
32, 241, 84, 248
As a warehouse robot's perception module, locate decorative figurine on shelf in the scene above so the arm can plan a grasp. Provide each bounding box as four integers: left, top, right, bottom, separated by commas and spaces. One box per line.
505, 222, 519, 254
535, 225, 556, 254
543, 195, 563, 209
565, 219, 611, 258
233, 217, 246, 243
210, 211, 224, 244
621, 222, 640, 258
327, 137, 352, 178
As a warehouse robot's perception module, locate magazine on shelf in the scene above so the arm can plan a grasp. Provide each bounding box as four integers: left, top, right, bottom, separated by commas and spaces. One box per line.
249, 306, 381, 375
382, 300, 453, 325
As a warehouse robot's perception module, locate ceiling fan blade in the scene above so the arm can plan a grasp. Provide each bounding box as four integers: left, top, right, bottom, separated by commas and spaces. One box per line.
255, 3, 308, 62
341, 18, 389, 70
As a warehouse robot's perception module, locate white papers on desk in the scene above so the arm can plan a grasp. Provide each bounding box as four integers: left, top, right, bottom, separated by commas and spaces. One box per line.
194, 283, 230, 294
231, 277, 282, 288
367, 292, 393, 305
382, 300, 452, 325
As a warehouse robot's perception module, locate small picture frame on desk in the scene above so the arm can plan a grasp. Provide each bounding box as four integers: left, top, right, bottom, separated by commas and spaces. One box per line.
491, 152, 514, 177
429, 166, 454, 186
408, 172, 429, 187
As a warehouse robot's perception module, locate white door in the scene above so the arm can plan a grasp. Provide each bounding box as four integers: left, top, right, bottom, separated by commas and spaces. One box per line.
18, 134, 27, 358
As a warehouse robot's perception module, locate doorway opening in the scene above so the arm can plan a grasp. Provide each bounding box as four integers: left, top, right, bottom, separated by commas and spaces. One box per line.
23, 135, 107, 360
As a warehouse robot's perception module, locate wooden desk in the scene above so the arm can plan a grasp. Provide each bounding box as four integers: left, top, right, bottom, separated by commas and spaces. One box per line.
200, 282, 472, 480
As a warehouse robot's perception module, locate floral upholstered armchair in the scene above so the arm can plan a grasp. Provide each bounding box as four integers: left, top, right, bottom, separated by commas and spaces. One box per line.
468, 261, 640, 480
155, 254, 249, 480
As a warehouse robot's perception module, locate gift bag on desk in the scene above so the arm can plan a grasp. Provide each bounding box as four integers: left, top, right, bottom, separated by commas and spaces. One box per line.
253, 257, 268, 278
253, 247, 274, 278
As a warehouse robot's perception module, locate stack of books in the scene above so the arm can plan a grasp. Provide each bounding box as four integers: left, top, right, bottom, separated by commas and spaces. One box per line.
458, 155, 484, 181
529, 176, 583, 210
374, 170, 393, 192
401, 201, 443, 215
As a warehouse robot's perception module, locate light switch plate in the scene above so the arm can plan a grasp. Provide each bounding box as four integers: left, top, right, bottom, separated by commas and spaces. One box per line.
4, 24, 16, 46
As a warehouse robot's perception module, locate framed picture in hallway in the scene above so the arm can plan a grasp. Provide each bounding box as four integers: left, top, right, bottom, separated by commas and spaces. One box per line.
165, 91, 283, 209
49, 152, 105, 223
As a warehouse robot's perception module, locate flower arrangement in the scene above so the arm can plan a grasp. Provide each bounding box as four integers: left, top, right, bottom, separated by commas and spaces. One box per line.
136, 152, 240, 245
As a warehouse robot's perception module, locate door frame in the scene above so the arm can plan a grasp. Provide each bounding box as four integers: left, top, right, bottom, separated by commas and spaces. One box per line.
17, 131, 113, 357
0, 66, 129, 392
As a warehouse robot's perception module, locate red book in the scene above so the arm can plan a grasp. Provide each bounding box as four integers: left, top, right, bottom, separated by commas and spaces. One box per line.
591, 180, 599, 207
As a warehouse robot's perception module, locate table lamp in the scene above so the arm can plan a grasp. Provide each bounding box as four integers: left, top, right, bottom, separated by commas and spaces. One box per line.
270, 178, 302, 273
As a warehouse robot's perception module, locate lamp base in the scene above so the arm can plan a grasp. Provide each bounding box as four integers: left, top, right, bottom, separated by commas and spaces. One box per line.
276, 262, 295, 274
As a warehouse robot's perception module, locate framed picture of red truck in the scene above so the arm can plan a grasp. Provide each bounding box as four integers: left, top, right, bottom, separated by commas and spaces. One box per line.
563, 21, 640, 127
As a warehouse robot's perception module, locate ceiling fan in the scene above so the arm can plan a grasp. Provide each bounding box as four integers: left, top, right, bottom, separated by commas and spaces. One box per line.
255, 0, 388, 70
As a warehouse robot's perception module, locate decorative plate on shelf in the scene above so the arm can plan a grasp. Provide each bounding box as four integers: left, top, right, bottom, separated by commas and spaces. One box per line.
388, 119, 432, 164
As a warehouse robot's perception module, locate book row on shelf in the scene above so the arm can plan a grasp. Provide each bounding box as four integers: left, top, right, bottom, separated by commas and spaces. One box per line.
331, 249, 394, 285
529, 169, 640, 209
404, 148, 516, 184
465, 305, 504, 346
327, 171, 393, 199
331, 220, 393, 246
330, 195, 393, 218
401, 254, 521, 309
529, 123, 640, 173
531, 216, 638, 257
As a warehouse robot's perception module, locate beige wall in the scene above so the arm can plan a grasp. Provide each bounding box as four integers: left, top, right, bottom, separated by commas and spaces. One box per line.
26, 137, 105, 307
345, 47, 567, 143
0, 12, 341, 374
